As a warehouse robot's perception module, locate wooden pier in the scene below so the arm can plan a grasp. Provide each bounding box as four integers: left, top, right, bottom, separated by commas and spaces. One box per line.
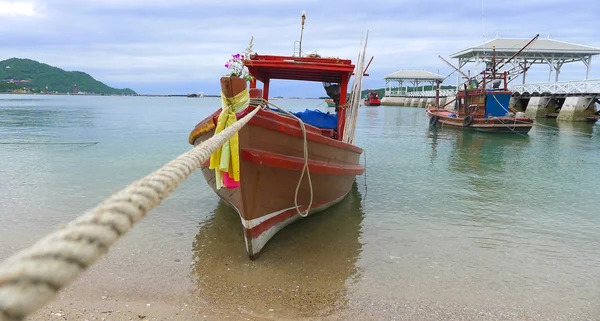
450, 37, 600, 122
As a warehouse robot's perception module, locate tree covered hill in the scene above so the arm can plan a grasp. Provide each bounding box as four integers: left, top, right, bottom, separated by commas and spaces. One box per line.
0, 58, 136, 95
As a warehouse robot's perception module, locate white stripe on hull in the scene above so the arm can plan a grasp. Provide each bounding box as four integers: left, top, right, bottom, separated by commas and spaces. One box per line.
201, 165, 353, 258
245, 191, 350, 258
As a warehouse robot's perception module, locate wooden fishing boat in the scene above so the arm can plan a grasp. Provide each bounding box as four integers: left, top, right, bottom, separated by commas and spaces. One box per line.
363, 90, 381, 106
325, 98, 336, 107
427, 36, 538, 134
425, 79, 535, 134
188, 32, 369, 259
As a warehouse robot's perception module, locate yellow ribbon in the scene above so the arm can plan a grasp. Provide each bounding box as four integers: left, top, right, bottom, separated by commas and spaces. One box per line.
220, 87, 250, 114
209, 88, 249, 189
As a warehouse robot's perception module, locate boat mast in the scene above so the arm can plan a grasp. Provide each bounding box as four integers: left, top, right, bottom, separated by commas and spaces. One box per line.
435, 79, 441, 109
494, 34, 539, 71
481, 34, 538, 89
439, 55, 471, 81
298, 11, 306, 57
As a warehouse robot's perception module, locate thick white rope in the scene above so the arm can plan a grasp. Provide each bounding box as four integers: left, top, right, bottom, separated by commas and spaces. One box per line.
0, 106, 261, 321
251, 98, 313, 218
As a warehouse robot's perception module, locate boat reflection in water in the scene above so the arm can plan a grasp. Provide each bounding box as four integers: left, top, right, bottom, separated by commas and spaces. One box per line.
443, 129, 532, 232
449, 129, 530, 175
190, 182, 365, 319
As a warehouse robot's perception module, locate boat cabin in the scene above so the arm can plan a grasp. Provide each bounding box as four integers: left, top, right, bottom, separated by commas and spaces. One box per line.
366, 91, 379, 99
244, 54, 355, 141
455, 70, 512, 119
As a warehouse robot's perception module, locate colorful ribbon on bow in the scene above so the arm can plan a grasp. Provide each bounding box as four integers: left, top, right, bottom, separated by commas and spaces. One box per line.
209, 87, 249, 189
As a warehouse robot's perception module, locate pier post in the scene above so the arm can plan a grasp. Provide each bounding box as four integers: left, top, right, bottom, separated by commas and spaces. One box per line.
425, 97, 435, 108
381, 96, 405, 106
438, 96, 447, 109
444, 95, 456, 111
524, 96, 552, 118
508, 96, 524, 112
557, 96, 597, 121
410, 97, 419, 107
417, 98, 426, 108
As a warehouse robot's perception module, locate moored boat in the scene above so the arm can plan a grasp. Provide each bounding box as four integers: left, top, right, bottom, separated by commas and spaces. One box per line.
325, 98, 336, 107
363, 90, 381, 106
427, 35, 538, 134
426, 76, 535, 134
188, 21, 369, 259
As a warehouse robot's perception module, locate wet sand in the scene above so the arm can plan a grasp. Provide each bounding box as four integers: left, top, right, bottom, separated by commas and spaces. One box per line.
26, 194, 597, 321
30, 283, 587, 321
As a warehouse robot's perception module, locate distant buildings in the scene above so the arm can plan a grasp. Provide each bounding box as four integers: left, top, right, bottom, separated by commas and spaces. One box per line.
3, 78, 30, 84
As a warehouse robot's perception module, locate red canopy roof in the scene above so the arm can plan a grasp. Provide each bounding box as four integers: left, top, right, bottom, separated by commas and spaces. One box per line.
245, 54, 355, 83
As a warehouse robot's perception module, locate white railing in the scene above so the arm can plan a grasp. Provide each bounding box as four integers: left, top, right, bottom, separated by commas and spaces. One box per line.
512, 79, 600, 94
385, 89, 456, 98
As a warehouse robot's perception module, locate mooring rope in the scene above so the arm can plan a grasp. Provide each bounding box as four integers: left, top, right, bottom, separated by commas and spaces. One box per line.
250, 98, 314, 218
0, 106, 262, 321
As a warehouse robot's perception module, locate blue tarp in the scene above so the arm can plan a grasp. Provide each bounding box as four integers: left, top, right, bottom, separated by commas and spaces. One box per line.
486, 93, 511, 118
294, 109, 338, 129
268, 108, 338, 129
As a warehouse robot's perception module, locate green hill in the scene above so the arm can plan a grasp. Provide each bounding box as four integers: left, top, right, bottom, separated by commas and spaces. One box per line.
0, 58, 136, 95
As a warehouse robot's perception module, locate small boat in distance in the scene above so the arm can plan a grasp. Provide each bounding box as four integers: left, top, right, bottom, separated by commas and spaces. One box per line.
363, 90, 381, 106
188, 16, 370, 259
426, 35, 539, 134
325, 98, 336, 107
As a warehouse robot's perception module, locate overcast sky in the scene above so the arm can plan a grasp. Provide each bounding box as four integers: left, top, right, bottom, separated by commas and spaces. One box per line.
1, 0, 599, 95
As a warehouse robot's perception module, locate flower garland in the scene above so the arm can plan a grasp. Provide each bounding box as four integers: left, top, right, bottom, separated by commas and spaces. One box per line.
224, 37, 254, 82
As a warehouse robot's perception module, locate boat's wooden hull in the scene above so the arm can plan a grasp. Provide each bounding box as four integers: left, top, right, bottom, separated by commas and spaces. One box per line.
363, 100, 381, 106
426, 108, 534, 134
325, 99, 336, 107
190, 106, 364, 259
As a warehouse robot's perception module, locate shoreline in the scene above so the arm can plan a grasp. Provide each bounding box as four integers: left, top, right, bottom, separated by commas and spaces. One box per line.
30, 287, 589, 321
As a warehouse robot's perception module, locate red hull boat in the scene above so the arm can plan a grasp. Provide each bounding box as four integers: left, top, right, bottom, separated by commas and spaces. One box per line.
427, 36, 538, 134
188, 32, 368, 259
426, 81, 534, 134
363, 90, 381, 106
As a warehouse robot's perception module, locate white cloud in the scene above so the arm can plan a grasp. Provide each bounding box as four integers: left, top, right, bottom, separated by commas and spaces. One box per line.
0, 1, 38, 16
1, 0, 599, 94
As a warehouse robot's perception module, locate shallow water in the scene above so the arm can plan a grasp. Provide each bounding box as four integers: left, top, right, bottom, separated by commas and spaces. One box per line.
1, 94, 599, 319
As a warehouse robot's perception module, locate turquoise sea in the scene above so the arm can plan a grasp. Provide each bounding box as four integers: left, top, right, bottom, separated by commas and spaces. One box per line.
1, 94, 599, 320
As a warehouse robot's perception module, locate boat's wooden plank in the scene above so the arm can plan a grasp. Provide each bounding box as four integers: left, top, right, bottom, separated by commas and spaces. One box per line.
241, 148, 365, 175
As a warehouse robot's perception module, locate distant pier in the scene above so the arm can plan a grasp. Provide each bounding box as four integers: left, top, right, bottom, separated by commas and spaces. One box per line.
381, 70, 457, 110
383, 37, 600, 122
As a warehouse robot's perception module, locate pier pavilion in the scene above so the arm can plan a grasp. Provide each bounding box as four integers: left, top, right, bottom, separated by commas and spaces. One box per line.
381, 70, 451, 107
449, 37, 600, 121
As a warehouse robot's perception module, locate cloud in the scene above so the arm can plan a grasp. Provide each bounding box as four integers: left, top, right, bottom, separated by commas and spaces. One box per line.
1, 0, 599, 95
0, 1, 39, 16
